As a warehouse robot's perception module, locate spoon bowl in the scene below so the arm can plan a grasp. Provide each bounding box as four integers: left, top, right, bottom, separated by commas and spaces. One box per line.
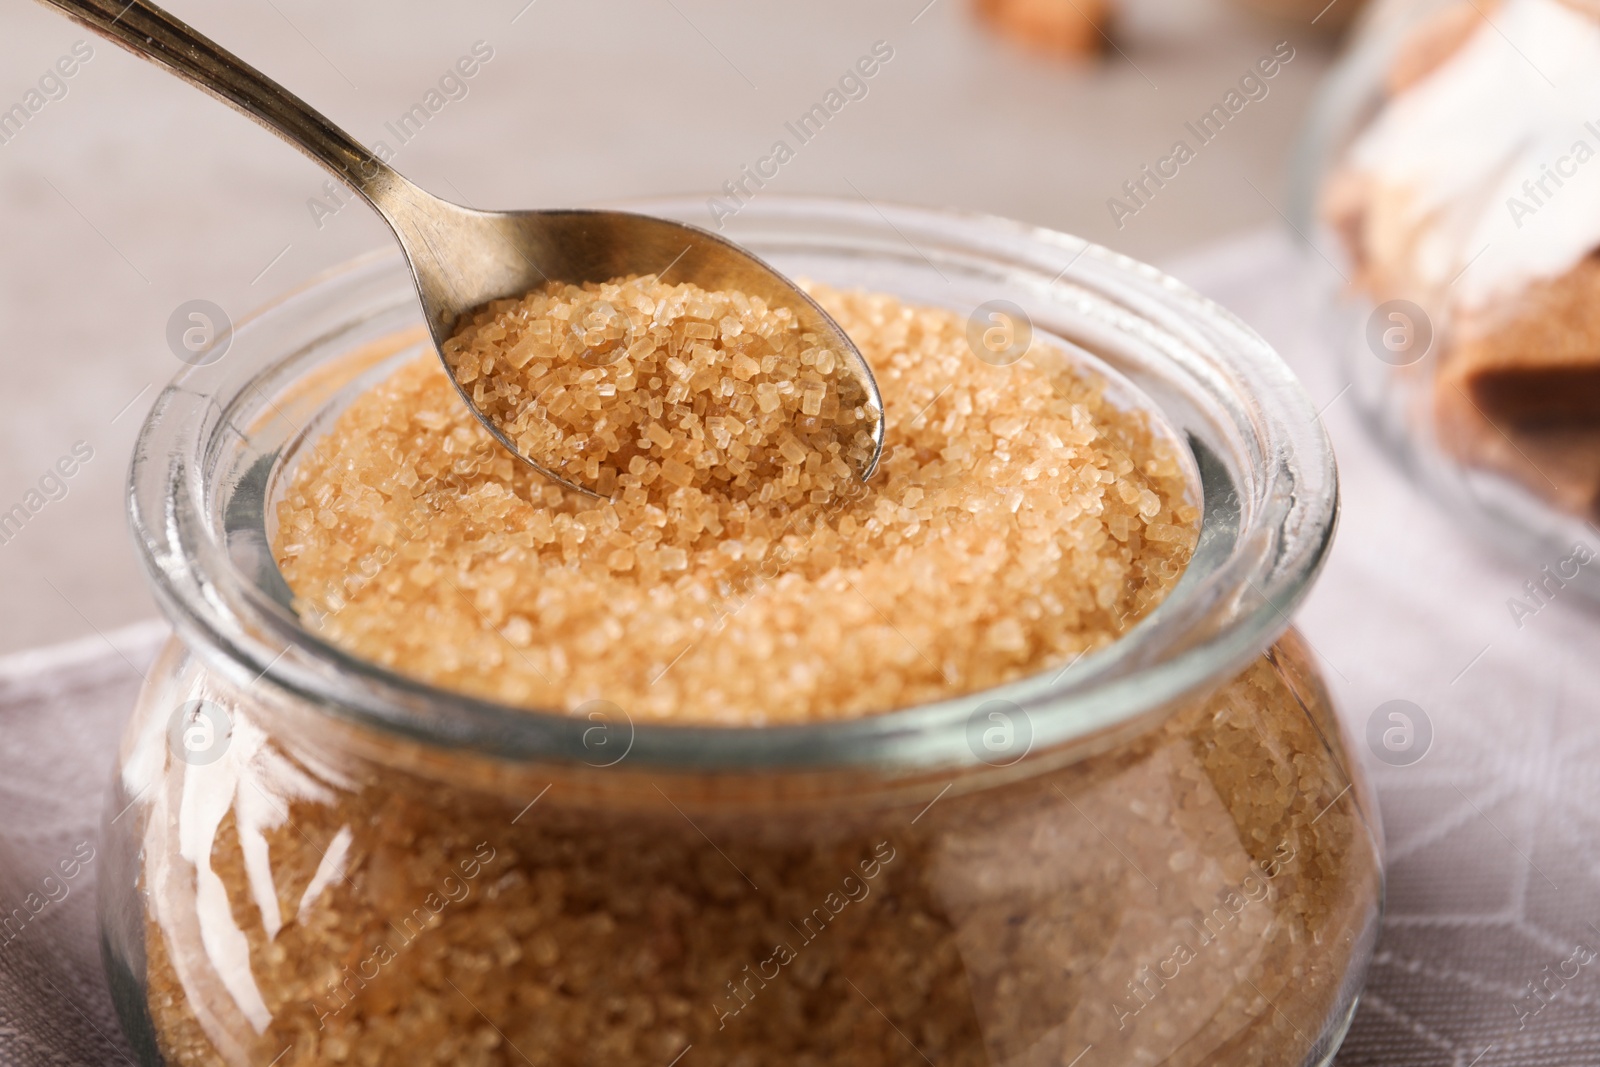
43, 0, 886, 493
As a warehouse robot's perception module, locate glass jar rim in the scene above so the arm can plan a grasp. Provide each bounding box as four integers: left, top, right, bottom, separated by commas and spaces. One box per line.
128, 195, 1337, 776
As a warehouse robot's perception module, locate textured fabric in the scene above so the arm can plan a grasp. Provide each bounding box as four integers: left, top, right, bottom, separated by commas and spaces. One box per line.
2, 230, 1596, 1065
0, 620, 164, 1066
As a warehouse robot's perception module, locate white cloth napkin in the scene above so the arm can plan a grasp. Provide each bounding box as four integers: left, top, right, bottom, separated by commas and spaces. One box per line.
3, 230, 1596, 1066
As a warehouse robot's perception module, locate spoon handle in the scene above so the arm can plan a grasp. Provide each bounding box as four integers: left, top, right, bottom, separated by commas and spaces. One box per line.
35, 0, 419, 213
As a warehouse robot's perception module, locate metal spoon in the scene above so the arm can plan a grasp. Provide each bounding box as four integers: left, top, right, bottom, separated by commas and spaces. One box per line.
41, 0, 886, 494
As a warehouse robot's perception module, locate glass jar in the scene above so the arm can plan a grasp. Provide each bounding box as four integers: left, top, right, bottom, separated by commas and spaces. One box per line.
103, 197, 1380, 1067
1294, 0, 1600, 600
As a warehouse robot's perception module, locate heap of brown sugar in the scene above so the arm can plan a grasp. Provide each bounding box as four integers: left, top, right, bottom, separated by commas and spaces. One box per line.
273, 281, 1198, 724
439, 275, 878, 504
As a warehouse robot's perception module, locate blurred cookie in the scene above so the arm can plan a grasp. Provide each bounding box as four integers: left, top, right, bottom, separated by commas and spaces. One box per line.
973, 0, 1109, 57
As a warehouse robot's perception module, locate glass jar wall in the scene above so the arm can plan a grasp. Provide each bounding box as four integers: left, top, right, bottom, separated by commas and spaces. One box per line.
104, 198, 1380, 1066
111, 630, 1374, 1067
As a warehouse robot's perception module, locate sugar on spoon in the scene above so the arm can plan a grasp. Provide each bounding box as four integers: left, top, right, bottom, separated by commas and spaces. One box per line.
40, 0, 886, 497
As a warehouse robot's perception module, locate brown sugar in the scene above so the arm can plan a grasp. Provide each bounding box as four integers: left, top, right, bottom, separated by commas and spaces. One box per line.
139, 634, 1377, 1067
1430, 260, 1600, 513
438, 275, 878, 504
139, 288, 1378, 1067
272, 282, 1199, 725
1434, 385, 1600, 518
1447, 256, 1600, 424
1430, 258, 1600, 518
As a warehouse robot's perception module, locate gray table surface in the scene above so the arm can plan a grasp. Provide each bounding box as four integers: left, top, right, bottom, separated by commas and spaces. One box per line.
0, 0, 1337, 654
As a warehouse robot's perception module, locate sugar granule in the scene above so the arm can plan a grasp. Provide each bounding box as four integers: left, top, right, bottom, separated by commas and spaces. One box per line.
273, 283, 1200, 724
